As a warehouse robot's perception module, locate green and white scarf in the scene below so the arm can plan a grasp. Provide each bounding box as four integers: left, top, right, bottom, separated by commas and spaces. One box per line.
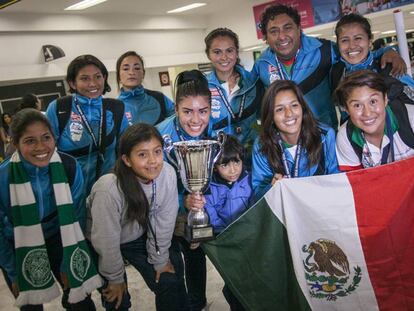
9, 150, 102, 307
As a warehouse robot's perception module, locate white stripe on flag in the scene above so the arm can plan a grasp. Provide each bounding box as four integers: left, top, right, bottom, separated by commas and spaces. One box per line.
14, 224, 46, 248
10, 182, 36, 207
53, 183, 73, 206
266, 173, 379, 311
60, 222, 85, 247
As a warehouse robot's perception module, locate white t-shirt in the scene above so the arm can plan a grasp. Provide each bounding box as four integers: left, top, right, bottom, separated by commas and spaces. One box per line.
336, 104, 414, 171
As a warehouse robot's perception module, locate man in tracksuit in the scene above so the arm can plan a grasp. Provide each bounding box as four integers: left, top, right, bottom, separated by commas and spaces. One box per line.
252, 4, 405, 130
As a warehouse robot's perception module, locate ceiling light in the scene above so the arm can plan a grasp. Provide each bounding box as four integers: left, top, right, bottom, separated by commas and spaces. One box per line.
410, 11, 414, 14
65, 0, 107, 11
167, 3, 206, 13
243, 45, 263, 52
381, 30, 396, 35
307, 34, 322, 37
372, 31, 380, 34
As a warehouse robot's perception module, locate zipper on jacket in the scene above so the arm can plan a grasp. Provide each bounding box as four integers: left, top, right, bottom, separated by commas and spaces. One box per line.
35, 167, 44, 219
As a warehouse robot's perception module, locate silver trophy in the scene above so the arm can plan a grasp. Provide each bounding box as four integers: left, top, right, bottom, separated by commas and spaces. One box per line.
164, 134, 225, 243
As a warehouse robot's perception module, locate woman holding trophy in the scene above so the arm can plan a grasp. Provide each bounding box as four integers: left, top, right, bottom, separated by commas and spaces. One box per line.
157, 70, 213, 311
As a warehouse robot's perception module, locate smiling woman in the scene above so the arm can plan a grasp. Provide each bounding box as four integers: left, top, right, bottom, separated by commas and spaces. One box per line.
45, 54, 129, 194
0, 108, 101, 310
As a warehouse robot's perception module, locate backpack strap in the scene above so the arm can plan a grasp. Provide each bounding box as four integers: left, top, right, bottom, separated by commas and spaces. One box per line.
330, 61, 346, 93
388, 101, 414, 149
145, 89, 167, 124
56, 96, 73, 136
59, 151, 77, 187
313, 127, 327, 176
298, 39, 332, 95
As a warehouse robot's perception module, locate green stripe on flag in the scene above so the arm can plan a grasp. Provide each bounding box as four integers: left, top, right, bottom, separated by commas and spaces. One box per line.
203, 198, 311, 311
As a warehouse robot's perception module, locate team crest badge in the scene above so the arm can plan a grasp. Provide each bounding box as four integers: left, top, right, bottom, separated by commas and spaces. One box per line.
22, 249, 53, 287
268, 65, 281, 83
70, 247, 91, 282
302, 239, 361, 301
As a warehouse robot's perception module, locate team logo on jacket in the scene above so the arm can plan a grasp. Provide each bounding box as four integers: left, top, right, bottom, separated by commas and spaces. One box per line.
302, 239, 361, 301
210, 88, 220, 97
211, 99, 221, 119
70, 112, 83, 142
268, 65, 281, 83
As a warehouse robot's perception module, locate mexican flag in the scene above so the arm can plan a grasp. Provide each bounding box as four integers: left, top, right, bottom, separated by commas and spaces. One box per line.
203, 157, 414, 310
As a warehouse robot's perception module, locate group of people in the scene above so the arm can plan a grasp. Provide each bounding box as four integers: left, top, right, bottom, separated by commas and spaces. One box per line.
1, 3, 414, 311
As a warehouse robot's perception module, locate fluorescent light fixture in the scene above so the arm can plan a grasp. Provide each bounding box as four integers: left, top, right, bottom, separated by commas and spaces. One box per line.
243, 45, 263, 52
167, 3, 206, 13
307, 33, 322, 37
381, 30, 396, 35
65, 0, 107, 11
410, 11, 414, 14
372, 31, 380, 34
406, 29, 414, 32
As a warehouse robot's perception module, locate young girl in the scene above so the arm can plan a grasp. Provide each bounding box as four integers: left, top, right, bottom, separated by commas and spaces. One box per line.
116, 51, 174, 126
157, 70, 213, 311
0, 109, 101, 310
204, 135, 252, 234
252, 80, 339, 200
204, 28, 263, 148
46, 54, 129, 194
335, 70, 414, 171
87, 123, 188, 310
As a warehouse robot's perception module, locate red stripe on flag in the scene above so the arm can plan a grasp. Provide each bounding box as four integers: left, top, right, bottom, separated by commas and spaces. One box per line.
347, 157, 414, 310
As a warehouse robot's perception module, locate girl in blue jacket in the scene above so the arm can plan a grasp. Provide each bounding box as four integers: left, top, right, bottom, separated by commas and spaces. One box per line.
0, 109, 100, 310
204, 28, 264, 151
46, 55, 128, 195
157, 70, 213, 311
204, 135, 252, 234
116, 51, 174, 126
252, 80, 339, 200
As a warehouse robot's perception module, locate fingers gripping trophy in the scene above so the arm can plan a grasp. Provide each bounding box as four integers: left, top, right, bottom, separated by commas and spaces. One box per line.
164, 133, 225, 243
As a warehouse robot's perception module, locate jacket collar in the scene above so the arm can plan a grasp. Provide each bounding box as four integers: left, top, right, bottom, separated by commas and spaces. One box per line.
119, 85, 145, 100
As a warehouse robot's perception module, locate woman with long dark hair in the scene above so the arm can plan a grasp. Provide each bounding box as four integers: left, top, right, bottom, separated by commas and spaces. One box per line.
87, 123, 188, 310
157, 69, 213, 311
252, 80, 339, 200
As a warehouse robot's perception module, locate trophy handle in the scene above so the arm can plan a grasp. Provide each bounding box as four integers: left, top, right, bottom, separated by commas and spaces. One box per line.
213, 131, 227, 163
163, 134, 179, 169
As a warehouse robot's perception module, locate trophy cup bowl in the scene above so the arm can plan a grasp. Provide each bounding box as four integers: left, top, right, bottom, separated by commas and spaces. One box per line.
164, 136, 224, 243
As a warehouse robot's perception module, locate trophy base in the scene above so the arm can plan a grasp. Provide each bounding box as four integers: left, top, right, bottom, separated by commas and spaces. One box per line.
185, 224, 214, 243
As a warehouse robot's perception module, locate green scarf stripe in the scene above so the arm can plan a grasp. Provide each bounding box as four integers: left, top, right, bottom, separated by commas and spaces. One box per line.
9, 161, 29, 184
10, 151, 101, 306
57, 204, 77, 226
63, 241, 99, 287
49, 162, 69, 184
12, 203, 39, 227
350, 106, 399, 148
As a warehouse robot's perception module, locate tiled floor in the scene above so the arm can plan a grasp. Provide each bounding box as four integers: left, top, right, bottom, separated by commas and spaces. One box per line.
0, 259, 228, 310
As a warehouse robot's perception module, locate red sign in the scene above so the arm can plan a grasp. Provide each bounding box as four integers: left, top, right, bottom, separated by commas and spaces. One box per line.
253, 0, 314, 39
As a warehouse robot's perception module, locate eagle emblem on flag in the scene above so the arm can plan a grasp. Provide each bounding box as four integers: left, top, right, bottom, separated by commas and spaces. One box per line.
302, 239, 362, 301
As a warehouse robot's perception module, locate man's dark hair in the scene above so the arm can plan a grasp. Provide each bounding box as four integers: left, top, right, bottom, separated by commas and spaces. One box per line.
260, 4, 301, 37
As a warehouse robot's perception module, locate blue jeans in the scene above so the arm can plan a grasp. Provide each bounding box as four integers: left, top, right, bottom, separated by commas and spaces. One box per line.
175, 236, 207, 311
101, 235, 189, 311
